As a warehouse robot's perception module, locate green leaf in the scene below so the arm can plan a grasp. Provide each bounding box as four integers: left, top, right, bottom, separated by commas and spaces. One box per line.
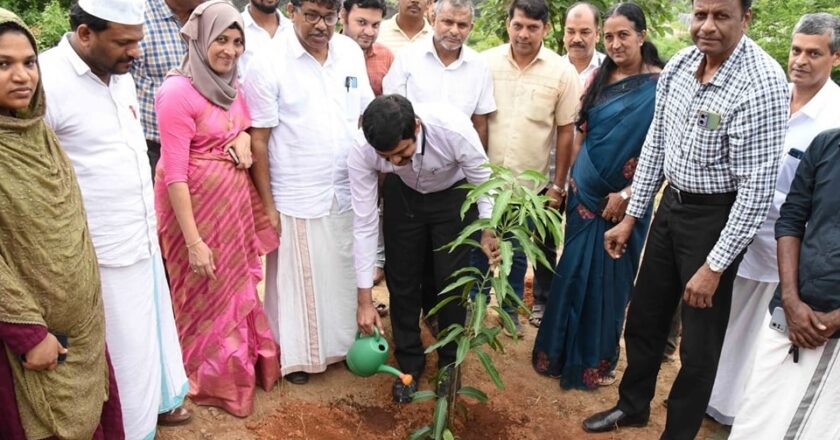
433, 396, 449, 440
408, 425, 433, 440
455, 335, 470, 367
498, 240, 513, 278
426, 295, 461, 318
443, 430, 455, 440
490, 189, 513, 227
448, 266, 484, 279
437, 275, 477, 296
471, 293, 486, 335
491, 305, 517, 339
457, 386, 489, 403
474, 347, 504, 389
518, 170, 549, 186
412, 390, 438, 402
425, 325, 464, 353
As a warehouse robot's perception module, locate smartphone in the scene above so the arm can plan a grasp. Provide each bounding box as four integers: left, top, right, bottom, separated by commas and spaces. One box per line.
227, 147, 240, 165
769, 307, 788, 335
19, 332, 68, 364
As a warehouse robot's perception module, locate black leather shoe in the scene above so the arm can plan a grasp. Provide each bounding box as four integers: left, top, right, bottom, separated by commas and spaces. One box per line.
392, 372, 419, 404
285, 371, 309, 385
582, 406, 649, 433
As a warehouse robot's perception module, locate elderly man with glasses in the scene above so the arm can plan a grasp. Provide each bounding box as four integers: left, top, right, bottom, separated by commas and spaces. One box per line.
243, 0, 374, 385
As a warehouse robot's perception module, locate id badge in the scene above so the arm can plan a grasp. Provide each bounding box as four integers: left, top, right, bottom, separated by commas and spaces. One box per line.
697, 110, 721, 130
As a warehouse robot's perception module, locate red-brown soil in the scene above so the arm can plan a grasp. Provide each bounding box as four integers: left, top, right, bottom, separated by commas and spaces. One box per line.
158, 280, 729, 440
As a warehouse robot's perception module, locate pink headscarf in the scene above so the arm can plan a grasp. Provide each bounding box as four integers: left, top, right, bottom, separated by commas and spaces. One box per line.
170, 0, 244, 109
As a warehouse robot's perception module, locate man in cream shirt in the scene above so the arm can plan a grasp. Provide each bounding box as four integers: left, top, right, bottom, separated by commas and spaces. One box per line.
40, 0, 191, 435
377, 0, 432, 53
243, 0, 374, 385
483, 0, 580, 330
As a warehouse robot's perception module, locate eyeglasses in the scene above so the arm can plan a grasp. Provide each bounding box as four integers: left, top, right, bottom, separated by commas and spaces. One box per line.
296, 7, 339, 26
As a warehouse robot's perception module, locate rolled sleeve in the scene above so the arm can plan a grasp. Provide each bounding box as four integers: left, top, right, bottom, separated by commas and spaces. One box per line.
707, 83, 788, 269
554, 64, 581, 126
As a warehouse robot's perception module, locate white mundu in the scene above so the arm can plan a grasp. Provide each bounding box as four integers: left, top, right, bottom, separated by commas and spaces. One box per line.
243, 30, 374, 376
707, 79, 840, 426
382, 37, 496, 117
40, 35, 188, 440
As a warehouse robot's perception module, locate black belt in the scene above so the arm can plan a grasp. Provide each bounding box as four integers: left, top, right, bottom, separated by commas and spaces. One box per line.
668, 185, 736, 205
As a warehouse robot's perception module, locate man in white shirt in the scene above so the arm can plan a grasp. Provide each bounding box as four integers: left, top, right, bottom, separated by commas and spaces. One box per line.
40, 1, 191, 436
561, 1, 605, 85
707, 12, 840, 426
350, 95, 497, 403
239, 0, 292, 77
377, 0, 432, 53
243, 0, 374, 386
382, 0, 495, 148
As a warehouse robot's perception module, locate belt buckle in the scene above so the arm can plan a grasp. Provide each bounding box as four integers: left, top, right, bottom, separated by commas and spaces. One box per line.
673, 187, 683, 203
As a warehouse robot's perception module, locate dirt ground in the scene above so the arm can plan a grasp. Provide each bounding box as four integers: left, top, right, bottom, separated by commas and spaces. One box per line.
157, 280, 730, 440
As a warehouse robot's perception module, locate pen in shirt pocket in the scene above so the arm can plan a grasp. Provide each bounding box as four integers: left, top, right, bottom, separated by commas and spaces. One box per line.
345, 76, 357, 92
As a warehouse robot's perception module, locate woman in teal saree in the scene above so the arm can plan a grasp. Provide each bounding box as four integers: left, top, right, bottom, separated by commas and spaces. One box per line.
533, 2, 664, 390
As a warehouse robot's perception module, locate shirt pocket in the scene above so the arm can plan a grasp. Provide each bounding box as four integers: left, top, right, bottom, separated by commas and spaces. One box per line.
524, 86, 556, 124
345, 86, 362, 122
686, 110, 727, 166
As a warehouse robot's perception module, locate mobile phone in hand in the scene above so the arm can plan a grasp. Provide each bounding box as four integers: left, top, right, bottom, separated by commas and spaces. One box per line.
769, 307, 788, 335
227, 147, 240, 165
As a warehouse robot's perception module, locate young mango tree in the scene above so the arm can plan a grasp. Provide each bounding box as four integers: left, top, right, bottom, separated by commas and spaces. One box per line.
408, 164, 564, 440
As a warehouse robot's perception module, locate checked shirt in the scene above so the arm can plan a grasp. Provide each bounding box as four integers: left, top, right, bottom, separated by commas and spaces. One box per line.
626, 36, 789, 270
131, 0, 187, 143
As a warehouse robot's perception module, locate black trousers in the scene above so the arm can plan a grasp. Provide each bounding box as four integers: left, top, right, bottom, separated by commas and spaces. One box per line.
146, 139, 161, 181
382, 174, 476, 374
617, 186, 743, 440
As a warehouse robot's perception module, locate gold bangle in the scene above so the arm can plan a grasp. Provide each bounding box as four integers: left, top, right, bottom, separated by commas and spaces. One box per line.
186, 237, 203, 248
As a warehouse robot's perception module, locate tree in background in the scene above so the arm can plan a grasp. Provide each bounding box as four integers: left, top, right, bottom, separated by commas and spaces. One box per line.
0, 0, 70, 50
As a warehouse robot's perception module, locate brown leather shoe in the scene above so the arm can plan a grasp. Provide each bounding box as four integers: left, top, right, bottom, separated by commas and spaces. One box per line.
158, 406, 192, 426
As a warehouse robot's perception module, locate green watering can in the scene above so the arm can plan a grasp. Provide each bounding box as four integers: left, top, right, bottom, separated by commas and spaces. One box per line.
346, 328, 413, 385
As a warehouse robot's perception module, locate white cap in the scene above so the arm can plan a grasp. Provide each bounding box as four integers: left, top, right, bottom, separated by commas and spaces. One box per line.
77, 0, 145, 25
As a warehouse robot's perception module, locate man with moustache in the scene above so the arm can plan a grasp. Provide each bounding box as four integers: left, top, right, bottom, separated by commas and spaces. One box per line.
239, 0, 292, 76
39, 0, 192, 433
377, 0, 432, 54
481, 0, 580, 333
243, 0, 374, 385
708, 12, 840, 426
340, 0, 394, 96
132, 0, 205, 175
582, 0, 789, 438
383, 0, 495, 147
562, 2, 604, 85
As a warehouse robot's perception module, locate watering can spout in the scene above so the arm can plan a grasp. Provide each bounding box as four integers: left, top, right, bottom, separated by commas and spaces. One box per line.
378, 365, 413, 385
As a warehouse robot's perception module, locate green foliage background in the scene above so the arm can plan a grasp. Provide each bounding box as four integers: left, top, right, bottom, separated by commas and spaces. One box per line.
0, 0, 70, 50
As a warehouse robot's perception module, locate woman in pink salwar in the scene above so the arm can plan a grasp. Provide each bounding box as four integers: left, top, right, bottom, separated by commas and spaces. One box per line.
153, 0, 280, 417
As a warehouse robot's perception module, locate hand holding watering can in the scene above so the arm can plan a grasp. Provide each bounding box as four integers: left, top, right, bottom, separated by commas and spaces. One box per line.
346, 328, 413, 385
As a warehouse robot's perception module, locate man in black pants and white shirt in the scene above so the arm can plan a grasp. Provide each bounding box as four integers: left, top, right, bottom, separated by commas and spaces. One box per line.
350, 95, 498, 403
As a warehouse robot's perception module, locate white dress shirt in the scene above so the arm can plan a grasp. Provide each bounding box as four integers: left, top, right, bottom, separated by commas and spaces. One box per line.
238, 4, 292, 77
738, 79, 840, 282
382, 38, 496, 117
243, 31, 374, 219
561, 50, 605, 86
40, 35, 158, 267
349, 103, 492, 288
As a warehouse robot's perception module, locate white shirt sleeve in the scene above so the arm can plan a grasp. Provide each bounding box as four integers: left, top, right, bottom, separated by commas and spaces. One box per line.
382, 51, 408, 97
348, 135, 381, 288
446, 118, 493, 218
474, 60, 497, 116
241, 55, 280, 128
